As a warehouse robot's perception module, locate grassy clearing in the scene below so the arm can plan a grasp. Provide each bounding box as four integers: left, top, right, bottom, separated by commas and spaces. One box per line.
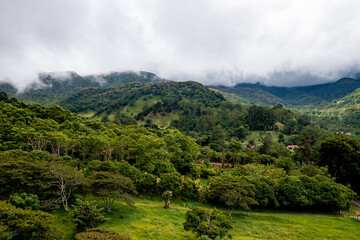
148, 111, 180, 128
52, 208, 75, 240
121, 95, 161, 117
78, 111, 95, 118
247, 131, 280, 146
53, 199, 360, 240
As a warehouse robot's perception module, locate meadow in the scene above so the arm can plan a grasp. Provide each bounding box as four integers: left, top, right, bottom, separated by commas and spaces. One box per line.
53, 198, 360, 240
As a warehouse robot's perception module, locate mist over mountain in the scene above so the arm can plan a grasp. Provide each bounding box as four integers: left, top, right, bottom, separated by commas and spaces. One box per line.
0, 71, 166, 105
2, 70, 360, 109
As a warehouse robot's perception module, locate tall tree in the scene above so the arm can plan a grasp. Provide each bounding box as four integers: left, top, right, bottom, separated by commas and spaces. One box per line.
88, 171, 137, 212
50, 162, 84, 210
184, 207, 233, 239
318, 135, 360, 194
208, 175, 258, 221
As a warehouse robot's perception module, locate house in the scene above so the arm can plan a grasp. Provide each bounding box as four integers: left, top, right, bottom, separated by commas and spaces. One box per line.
286, 145, 299, 150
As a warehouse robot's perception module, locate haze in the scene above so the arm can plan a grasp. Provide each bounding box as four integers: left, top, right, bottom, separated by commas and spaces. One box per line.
1, 0, 360, 90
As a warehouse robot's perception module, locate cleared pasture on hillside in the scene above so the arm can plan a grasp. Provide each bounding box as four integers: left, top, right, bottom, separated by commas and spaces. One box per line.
53, 199, 360, 240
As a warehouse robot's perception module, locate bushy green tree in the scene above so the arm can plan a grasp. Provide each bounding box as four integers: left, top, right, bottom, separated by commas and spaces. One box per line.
208, 175, 258, 220
246, 105, 276, 131
0, 201, 62, 240
8, 193, 40, 210
159, 172, 181, 196
0, 156, 52, 199
318, 135, 360, 194
242, 175, 279, 208
50, 162, 84, 210
87, 171, 137, 212
69, 199, 107, 232
277, 174, 355, 210
184, 207, 232, 239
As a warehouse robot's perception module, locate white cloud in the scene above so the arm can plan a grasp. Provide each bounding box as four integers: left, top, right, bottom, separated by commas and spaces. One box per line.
0, 0, 359, 89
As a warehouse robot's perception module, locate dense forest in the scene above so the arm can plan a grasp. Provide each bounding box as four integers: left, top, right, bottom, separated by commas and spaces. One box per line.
212, 76, 360, 107
1, 81, 360, 239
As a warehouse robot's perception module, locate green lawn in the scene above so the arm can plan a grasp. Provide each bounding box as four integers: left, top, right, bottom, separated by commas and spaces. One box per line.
53, 199, 360, 240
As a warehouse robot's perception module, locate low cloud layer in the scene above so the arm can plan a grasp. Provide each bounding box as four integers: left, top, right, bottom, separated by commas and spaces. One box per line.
1, 0, 360, 89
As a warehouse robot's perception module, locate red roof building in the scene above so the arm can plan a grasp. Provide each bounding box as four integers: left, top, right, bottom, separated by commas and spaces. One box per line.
286, 145, 299, 150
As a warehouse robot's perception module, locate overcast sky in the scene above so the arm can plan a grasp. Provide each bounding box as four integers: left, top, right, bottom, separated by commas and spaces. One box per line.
1, 0, 360, 89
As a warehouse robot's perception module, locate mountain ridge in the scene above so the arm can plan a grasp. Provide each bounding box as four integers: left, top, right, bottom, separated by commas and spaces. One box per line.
210, 77, 360, 107
1, 71, 360, 108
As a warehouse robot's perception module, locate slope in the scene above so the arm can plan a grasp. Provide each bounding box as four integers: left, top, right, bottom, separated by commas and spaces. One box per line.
0, 71, 166, 105
59, 81, 226, 128
212, 77, 360, 107
210, 86, 284, 106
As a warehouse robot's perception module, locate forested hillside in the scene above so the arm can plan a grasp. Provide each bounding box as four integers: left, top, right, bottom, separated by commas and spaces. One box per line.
56, 80, 323, 149
212, 77, 360, 107
1, 73, 360, 239
0, 71, 165, 105
1, 89, 360, 239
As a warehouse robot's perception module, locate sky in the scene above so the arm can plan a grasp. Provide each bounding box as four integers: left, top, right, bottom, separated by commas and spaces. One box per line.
1, 0, 360, 90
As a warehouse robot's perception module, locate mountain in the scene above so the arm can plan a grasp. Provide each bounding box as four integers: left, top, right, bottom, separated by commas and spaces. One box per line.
315, 88, 360, 124
210, 86, 285, 106
0, 71, 166, 105
211, 77, 360, 107
0, 82, 17, 96
59, 80, 226, 128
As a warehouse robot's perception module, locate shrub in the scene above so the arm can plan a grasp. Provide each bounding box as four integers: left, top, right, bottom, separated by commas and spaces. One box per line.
8, 192, 40, 210
0, 201, 62, 240
184, 207, 232, 239
69, 199, 107, 232
159, 172, 181, 196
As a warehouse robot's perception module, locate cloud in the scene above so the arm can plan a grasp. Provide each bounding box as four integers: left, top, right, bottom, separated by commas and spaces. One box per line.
0, 0, 360, 89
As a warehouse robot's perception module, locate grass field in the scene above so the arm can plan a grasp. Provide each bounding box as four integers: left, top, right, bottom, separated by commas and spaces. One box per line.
52, 198, 360, 240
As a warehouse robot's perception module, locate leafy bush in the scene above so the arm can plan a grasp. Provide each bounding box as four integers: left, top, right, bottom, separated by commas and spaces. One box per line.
0, 156, 52, 199
8, 193, 40, 210
136, 172, 157, 195
87, 171, 137, 212
69, 199, 108, 232
242, 175, 279, 208
159, 172, 181, 196
0, 201, 62, 240
277, 175, 355, 210
179, 176, 197, 200
75, 227, 131, 240
184, 207, 232, 239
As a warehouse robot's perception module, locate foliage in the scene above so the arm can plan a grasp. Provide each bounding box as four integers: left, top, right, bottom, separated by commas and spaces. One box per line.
54, 199, 360, 240
213, 77, 360, 107
184, 207, 233, 239
0, 155, 52, 199
69, 199, 107, 232
246, 105, 276, 131
75, 227, 131, 240
0, 201, 62, 240
159, 172, 181, 196
318, 135, 360, 194
207, 175, 258, 220
8, 193, 40, 210
242, 175, 279, 208
87, 171, 137, 212
277, 174, 355, 210
50, 162, 85, 209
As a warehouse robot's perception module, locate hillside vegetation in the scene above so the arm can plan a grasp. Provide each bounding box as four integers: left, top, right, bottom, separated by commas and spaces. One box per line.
0, 71, 165, 105
1, 74, 360, 239
212, 77, 360, 107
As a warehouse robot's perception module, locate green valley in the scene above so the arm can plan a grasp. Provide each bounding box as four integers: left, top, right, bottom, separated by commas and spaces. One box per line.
1, 73, 360, 240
